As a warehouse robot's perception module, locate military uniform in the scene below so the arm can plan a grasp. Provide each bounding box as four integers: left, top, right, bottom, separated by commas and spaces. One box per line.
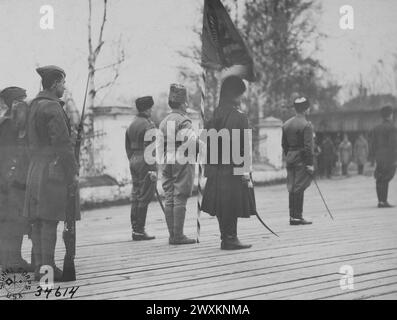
282, 98, 314, 225
354, 135, 369, 175
0, 87, 31, 271
201, 105, 255, 245
24, 66, 79, 280
159, 84, 196, 245
370, 106, 397, 207
201, 76, 253, 250
125, 96, 157, 241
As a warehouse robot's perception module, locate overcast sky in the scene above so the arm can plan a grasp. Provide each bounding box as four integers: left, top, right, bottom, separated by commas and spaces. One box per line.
0, 0, 396, 109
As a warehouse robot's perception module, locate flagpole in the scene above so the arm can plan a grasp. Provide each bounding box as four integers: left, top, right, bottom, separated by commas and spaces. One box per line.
197, 67, 206, 244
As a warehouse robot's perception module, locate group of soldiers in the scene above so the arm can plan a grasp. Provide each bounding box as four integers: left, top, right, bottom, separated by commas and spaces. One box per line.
1, 64, 396, 283
0, 65, 78, 281
315, 132, 370, 178
125, 84, 198, 245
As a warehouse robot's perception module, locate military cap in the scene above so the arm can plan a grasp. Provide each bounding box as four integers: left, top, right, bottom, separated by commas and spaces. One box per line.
380, 105, 393, 119
36, 65, 66, 80
293, 97, 310, 112
0, 86, 27, 108
169, 84, 187, 104
135, 96, 154, 112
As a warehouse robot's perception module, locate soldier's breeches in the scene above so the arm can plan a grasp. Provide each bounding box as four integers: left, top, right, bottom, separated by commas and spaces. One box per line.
130, 171, 155, 231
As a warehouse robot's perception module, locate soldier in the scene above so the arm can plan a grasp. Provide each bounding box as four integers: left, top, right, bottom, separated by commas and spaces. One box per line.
0, 87, 32, 271
321, 135, 336, 178
354, 133, 369, 175
159, 84, 197, 245
282, 97, 314, 225
338, 133, 353, 176
201, 76, 253, 250
370, 106, 397, 208
24, 65, 79, 281
125, 96, 157, 241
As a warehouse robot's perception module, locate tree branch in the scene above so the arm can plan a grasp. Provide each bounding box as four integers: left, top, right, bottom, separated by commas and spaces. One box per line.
88, 0, 93, 55
94, 0, 108, 57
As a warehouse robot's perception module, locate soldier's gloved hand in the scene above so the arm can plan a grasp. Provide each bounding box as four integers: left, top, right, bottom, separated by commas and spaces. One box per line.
148, 171, 157, 182
306, 165, 315, 175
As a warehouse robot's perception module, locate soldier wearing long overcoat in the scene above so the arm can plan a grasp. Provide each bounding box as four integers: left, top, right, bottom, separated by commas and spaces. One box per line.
0, 87, 32, 271
24, 65, 79, 281
201, 76, 254, 250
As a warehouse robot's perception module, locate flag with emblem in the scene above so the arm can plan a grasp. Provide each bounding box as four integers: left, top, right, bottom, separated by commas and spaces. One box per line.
201, 0, 255, 81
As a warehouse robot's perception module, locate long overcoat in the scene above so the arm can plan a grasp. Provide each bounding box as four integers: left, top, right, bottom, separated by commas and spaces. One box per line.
23, 91, 79, 222
201, 103, 255, 219
0, 115, 28, 224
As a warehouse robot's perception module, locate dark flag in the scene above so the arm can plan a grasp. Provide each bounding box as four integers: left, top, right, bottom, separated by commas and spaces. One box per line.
201, 0, 255, 81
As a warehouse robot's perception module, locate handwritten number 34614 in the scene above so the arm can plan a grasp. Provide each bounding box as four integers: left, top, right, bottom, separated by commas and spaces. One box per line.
35, 286, 79, 299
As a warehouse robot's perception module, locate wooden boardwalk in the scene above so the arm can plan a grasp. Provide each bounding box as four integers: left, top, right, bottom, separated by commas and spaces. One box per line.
2, 174, 397, 300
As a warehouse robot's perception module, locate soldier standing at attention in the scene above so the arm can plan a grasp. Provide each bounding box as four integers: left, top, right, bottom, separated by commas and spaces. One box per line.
282, 97, 314, 226
159, 84, 197, 245
125, 96, 157, 241
370, 106, 397, 208
24, 66, 79, 281
201, 76, 253, 250
0, 87, 32, 271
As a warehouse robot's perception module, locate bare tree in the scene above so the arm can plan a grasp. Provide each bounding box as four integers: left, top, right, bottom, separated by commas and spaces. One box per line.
84, 0, 125, 175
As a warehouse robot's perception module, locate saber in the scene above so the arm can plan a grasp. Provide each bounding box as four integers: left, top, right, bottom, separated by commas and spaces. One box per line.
249, 173, 279, 238
312, 176, 334, 220
155, 186, 166, 215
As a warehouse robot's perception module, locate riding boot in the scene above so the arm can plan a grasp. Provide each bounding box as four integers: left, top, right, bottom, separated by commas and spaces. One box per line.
289, 192, 295, 219
220, 216, 251, 250
290, 192, 312, 225
40, 221, 62, 282
132, 206, 155, 241
170, 205, 195, 245
130, 201, 138, 232
164, 206, 174, 242
376, 180, 383, 204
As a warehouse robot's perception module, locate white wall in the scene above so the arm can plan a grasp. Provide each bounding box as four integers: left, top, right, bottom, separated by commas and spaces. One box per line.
94, 113, 134, 183
258, 117, 283, 169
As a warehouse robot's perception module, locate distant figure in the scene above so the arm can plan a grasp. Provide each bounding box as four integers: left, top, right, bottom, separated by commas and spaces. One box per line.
338, 134, 352, 176
282, 97, 314, 226
354, 134, 369, 175
370, 106, 397, 208
321, 135, 336, 178
125, 96, 157, 241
